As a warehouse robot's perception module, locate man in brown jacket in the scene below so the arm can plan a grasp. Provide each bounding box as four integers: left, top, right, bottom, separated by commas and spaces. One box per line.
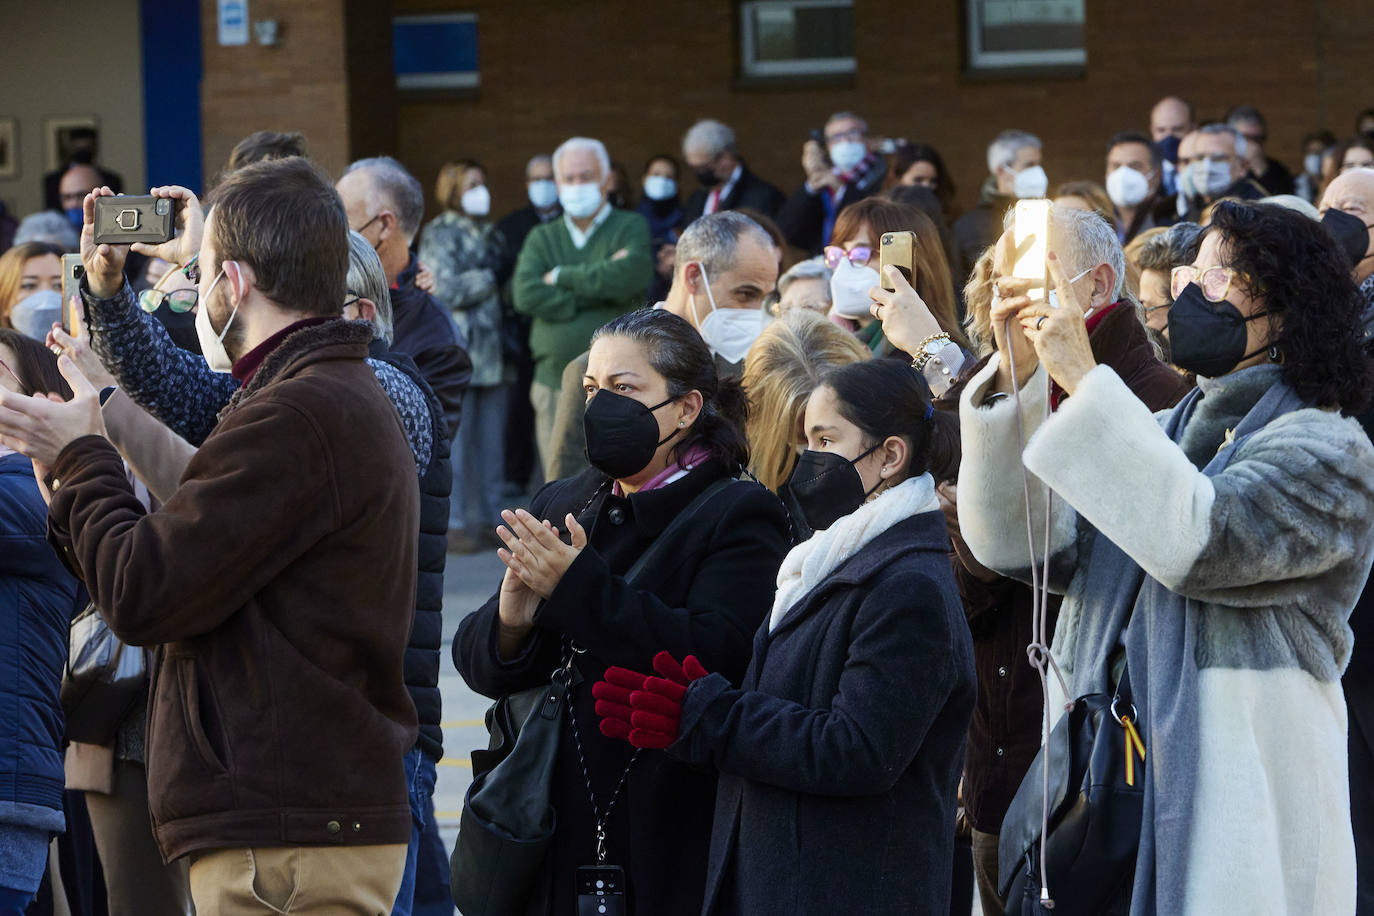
0, 158, 420, 915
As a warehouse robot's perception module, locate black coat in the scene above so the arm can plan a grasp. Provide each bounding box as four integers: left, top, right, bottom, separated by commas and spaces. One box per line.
391, 255, 472, 441
671, 511, 976, 916
453, 460, 790, 916
683, 165, 786, 224
777, 164, 887, 256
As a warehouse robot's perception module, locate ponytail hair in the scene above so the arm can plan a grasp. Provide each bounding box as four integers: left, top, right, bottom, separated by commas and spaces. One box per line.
592, 308, 751, 469
819, 359, 960, 484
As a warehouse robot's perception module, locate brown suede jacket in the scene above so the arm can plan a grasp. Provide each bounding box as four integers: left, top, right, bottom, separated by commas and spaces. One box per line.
46, 319, 420, 861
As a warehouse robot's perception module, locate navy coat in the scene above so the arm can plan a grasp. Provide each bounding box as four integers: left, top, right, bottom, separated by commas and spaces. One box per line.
671, 511, 976, 916
0, 452, 79, 832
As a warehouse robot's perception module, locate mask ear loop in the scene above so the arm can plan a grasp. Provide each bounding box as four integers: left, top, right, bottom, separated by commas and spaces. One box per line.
1003, 312, 1072, 908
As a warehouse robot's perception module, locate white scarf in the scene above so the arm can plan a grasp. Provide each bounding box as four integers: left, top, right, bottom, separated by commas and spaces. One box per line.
769, 473, 939, 632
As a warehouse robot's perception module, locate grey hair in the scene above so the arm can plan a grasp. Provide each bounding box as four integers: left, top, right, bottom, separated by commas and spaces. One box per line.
986, 129, 1042, 175
1198, 122, 1247, 158
826, 111, 868, 134
676, 210, 774, 279
1050, 205, 1126, 302
552, 137, 610, 179
682, 119, 736, 158
13, 211, 79, 251
346, 229, 393, 345
777, 255, 833, 303
343, 156, 425, 241
525, 154, 552, 179
1136, 222, 1204, 274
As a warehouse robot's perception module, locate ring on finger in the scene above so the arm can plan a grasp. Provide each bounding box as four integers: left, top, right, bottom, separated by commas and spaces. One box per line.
1035, 316, 1047, 330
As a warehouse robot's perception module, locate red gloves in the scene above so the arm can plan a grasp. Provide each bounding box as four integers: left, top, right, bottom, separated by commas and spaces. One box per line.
593, 651, 710, 749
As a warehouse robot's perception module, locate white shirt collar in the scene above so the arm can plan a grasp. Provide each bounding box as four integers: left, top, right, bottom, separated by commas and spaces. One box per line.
717, 163, 744, 202
564, 202, 613, 249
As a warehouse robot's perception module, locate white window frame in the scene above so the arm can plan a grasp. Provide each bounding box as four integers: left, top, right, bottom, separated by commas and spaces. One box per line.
965, 0, 1086, 72
739, 0, 856, 78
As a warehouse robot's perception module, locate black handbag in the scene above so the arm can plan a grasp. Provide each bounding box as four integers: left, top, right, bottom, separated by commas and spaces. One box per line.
451, 477, 734, 916
60, 604, 149, 746
997, 664, 1146, 916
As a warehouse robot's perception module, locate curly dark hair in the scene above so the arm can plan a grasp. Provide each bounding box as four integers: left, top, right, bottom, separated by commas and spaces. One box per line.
1208, 200, 1374, 413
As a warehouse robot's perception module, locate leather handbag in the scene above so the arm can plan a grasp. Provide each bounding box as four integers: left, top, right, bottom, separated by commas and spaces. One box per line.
60, 604, 149, 746
997, 665, 1145, 916
451, 477, 734, 916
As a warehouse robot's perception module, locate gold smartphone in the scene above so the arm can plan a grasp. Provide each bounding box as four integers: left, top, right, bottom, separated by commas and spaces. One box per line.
60, 254, 84, 333
879, 231, 915, 291
1012, 199, 1053, 303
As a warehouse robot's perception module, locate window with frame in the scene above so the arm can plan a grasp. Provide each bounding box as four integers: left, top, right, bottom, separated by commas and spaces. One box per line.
965, 0, 1085, 75
739, 0, 855, 79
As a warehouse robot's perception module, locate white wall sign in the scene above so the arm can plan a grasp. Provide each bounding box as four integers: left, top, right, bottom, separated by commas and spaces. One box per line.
218, 0, 249, 46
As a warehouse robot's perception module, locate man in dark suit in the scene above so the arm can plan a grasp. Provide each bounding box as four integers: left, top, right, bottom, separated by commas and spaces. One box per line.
42, 127, 122, 211
681, 119, 785, 224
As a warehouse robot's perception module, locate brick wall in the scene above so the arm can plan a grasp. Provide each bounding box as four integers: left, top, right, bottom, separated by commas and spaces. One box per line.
196, 0, 1372, 222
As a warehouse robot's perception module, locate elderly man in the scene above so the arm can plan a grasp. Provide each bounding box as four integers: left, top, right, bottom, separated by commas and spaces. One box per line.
1104, 130, 1176, 243
776, 256, 832, 315
1149, 95, 1196, 196
512, 136, 653, 475
778, 111, 887, 255
337, 156, 471, 440
953, 130, 1045, 282
1182, 124, 1267, 220
1319, 167, 1374, 915
544, 210, 778, 481
0, 158, 421, 913
682, 119, 785, 223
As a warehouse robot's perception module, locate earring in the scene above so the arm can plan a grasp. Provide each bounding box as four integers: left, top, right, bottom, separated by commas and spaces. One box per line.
677, 421, 685, 428
1268, 345, 1281, 363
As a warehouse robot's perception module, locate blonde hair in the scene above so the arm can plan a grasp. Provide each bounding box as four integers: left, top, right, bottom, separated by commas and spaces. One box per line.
963, 246, 997, 357
743, 310, 869, 491
434, 160, 482, 213
1122, 225, 1170, 302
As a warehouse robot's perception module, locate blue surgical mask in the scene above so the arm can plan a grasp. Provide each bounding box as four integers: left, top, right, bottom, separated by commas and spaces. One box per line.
558, 182, 604, 220
65, 207, 84, 231
828, 140, 868, 173
527, 179, 558, 210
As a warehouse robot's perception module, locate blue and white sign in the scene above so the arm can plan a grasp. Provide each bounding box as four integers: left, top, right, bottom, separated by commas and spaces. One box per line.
218, 0, 249, 46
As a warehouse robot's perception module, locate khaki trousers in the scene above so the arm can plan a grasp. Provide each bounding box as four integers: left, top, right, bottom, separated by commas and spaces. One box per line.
530, 379, 560, 479
189, 844, 407, 915
972, 827, 1006, 916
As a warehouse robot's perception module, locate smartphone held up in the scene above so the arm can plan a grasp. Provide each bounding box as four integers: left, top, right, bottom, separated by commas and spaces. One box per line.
879, 231, 916, 292
92, 195, 174, 247
1012, 199, 1053, 304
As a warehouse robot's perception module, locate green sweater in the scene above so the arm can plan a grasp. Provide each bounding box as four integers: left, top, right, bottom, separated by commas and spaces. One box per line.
512, 208, 654, 388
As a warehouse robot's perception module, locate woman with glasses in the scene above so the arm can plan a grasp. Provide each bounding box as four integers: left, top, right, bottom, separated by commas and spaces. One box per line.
958, 199, 1374, 913
0, 331, 83, 915
822, 197, 968, 385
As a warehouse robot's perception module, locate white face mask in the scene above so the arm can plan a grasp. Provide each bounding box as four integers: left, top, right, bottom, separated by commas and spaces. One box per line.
1193, 158, 1234, 197
1012, 164, 1049, 199
828, 259, 881, 319
527, 179, 558, 210
1105, 166, 1151, 209
195, 268, 240, 373
828, 139, 868, 173
558, 181, 604, 220
643, 175, 677, 201
690, 262, 763, 365
1304, 152, 1322, 177
461, 184, 491, 217
8, 289, 62, 341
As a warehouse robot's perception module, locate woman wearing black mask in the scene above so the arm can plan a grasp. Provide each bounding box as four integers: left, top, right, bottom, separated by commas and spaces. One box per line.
453, 308, 789, 916
959, 200, 1374, 914
594, 358, 975, 916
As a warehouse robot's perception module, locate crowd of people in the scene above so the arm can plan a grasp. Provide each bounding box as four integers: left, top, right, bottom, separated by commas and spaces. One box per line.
0, 91, 1370, 916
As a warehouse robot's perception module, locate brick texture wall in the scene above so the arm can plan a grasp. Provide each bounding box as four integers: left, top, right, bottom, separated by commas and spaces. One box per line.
199, 0, 1372, 224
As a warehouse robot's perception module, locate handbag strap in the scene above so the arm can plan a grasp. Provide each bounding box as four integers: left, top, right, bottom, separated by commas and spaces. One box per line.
621, 476, 735, 585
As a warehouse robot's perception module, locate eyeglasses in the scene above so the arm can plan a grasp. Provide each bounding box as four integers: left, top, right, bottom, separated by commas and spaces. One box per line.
823, 245, 873, 269
825, 128, 864, 144
342, 290, 361, 310
1170, 265, 1252, 302
139, 287, 199, 313
182, 254, 200, 284
355, 214, 382, 235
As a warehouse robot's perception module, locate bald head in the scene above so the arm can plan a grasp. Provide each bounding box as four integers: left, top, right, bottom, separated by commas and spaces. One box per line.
1320, 168, 1374, 281
1150, 96, 1195, 143
58, 164, 102, 210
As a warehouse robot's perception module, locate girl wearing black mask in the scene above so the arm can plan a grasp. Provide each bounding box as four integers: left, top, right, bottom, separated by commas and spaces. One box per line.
453, 308, 789, 916
595, 358, 976, 916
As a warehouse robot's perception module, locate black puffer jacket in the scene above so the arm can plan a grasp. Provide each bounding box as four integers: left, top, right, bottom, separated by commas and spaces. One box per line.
371, 341, 450, 761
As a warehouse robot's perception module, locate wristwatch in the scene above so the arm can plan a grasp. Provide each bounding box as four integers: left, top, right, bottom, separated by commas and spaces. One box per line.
911, 333, 966, 397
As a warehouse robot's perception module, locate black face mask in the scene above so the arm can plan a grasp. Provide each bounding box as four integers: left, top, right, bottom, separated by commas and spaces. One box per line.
779, 445, 880, 537
583, 390, 678, 480
1167, 283, 1270, 378
1157, 134, 1181, 166
695, 166, 720, 188
1321, 208, 1374, 268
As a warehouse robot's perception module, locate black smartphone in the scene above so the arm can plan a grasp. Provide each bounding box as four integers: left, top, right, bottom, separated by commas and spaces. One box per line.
60, 254, 84, 334
93, 195, 174, 246
808, 128, 824, 144
576, 866, 626, 916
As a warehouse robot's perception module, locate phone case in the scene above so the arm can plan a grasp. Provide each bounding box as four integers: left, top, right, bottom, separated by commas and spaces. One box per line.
93, 196, 174, 245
